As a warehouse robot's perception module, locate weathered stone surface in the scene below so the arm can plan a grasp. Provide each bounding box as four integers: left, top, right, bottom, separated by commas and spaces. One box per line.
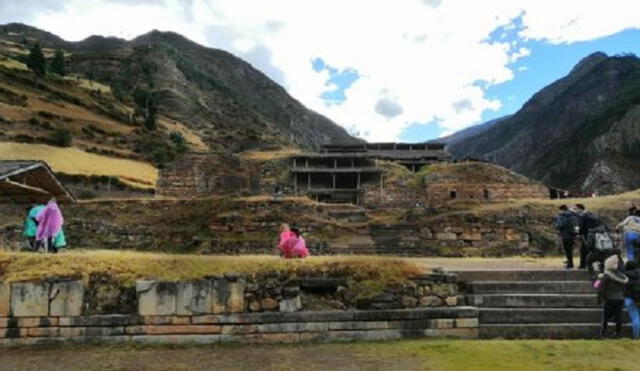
142, 316, 191, 325
50, 281, 84, 317
248, 300, 261, 312
227, 280, 245, 313
131, 334, 221, 344
58, 315, 138, 327
432, 284, 457, 297
221, 324, 259, 335
444, 296, 458, 307
0, 283, 10, 316
126, 325, 221, 335
26, 327, 60, 337
420, 296, 443, 307
17, 317, 57, 328
211, 280, 230, 314
137, 281, 177, 316
401, 296, 418, 308
256, 322, 328, 333
11, 283, 49, 317
279, 297, 302, 313
328, 321, 389, 331
58, 326, 125, 337
435, 232, 457, 241
429, 319, 455, 329
260, 298, 278, 311
191, 315, 220, 325
455, 318, 479, 328
176, 281, 212, 315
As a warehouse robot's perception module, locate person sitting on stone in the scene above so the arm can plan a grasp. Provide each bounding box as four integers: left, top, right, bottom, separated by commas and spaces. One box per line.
289, 227, 309, 259
278, 223, 296, 257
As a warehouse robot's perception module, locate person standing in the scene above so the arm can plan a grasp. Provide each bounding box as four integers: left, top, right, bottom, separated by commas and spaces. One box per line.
597, 255, 629, 338
575, 204, 598, 269
616, 208, 640, 261
35, 198, 64, 253
555, 205, 579, 269
623, 260, 640, 339
23, 203, 45, 251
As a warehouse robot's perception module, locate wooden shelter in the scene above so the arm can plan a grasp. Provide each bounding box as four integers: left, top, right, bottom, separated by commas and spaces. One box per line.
0, 161, 75, 203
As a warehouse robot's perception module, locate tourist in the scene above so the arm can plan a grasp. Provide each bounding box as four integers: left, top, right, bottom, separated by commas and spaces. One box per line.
623, 260, 640, 339
616, 208, 640, 261
585, 224, 616, 279
278, 223, 296, 257
289, 227, 309, 258
554, 205, 579, 269
23, 203, 45, 251
35, 198, 64, 253
597, 255, 629, 338
575, 204, 598, 269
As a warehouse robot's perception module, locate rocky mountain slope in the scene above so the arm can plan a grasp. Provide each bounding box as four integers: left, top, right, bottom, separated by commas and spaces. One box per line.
438, 115, 510, 147
448, 52, 640, 195
0, 23, 359, 155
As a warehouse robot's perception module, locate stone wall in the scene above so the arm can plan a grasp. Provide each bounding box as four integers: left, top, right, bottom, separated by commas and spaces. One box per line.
157, 153, 262, 198
0, 273, 478, 344
424, 182, 549, 206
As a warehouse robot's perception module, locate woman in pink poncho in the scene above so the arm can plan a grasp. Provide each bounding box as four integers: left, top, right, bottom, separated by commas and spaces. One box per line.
280, 227, 309, 259
278, 223, 296, 258
35, 198, 64, 254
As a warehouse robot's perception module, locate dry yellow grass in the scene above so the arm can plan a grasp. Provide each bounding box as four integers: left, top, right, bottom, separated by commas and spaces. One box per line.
0, 56, 28, 71
240, 148, 301, 162
158, 118, 208, 151
473, 189, 640, 214
0, 250, 425, 289
0, 142, 158, 188
64, 75, 112, 94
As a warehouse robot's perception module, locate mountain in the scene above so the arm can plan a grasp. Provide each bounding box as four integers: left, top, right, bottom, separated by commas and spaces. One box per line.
448, 52, 640, 195
0, 23, 359, 155
438, 115, 511, 146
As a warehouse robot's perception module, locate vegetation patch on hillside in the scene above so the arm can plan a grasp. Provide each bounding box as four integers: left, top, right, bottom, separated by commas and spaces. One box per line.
0, 142, 158, 188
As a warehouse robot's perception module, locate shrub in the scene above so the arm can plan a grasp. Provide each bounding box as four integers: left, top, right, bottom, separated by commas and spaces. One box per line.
50, 127, 73, 147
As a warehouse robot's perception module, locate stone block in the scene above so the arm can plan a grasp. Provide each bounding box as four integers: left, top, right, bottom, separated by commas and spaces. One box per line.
435, 232, 457, 241
279, 297, 302, 313
211, 280, 230, 314
142, 316, 191, 325
327, 330, 405, 342
420, 296, 443, 307
256, 322, 328, 333
131, 334, 221, 344
429, 319, 454, 329
461, 232, 482, 241
126, 325, 221, 335
11, 282, 49, 317
17, 317, 57, 328
137, 281, 177, 316
227, 280, 245, 313
328, 321, 389, 331
50, 281, 84, 317
401, 296, 418, 308
191, 315, 220, 325
455, 318, 479, 328
58, 315, 138, 327
432, 284, 458, 297
221, 324, 259, 335
58, 326, 125, 337
444, 296, 458, 307
229, 333, 300, 344
260, 298, 278, 311
26, 327, 60, 337
0, 283, 10, 316
176, 281, 212, 315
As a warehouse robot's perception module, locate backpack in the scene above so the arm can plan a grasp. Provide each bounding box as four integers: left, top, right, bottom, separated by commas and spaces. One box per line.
593, 232, 614, 251
626, 216, 640, 234
555, 213, 579, 235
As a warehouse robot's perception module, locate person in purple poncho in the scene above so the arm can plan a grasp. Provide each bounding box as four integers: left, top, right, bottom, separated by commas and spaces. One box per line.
35, 198, 64, 253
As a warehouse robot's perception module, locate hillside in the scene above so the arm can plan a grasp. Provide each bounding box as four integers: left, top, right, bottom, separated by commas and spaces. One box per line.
448, 52, 640, 195
0, 23, 358, 155
438, 115, 510, 147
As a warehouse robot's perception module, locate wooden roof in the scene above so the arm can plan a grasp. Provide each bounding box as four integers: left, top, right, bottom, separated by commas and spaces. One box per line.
0, 161, 76, 204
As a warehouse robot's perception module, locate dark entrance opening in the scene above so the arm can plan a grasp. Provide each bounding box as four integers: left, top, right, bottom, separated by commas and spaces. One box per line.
450, 190, 457, 199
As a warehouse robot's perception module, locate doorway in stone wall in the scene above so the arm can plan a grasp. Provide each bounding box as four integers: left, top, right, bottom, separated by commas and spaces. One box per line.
450, 190, 457, 199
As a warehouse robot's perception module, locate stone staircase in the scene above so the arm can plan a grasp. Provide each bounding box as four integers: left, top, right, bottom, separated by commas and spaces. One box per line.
456, 270, 630, 339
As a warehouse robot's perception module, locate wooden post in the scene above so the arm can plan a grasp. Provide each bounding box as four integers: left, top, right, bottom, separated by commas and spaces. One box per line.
307, 174, 311, 191
305, 159, 309, 168
293, 158, 297, 168
334, 159, 337, 169
332, 174, 336, 190
357, 173, 361, 189
351, 159, 354, 168
294, 173, 298, 196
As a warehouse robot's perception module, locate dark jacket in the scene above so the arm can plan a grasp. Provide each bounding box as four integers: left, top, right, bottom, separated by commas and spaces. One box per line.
555, 211, 578, 240
599, 270, 629, 301
576, 210, 599, 237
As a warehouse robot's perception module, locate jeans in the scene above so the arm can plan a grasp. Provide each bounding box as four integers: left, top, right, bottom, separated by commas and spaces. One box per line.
625, 232, 640, 261
562, 238, 575, 268
625, 297, 640, 339
601, 299, 624, 337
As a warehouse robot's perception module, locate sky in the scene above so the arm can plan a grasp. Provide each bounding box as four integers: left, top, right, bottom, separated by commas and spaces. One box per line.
2, 0, 640, 142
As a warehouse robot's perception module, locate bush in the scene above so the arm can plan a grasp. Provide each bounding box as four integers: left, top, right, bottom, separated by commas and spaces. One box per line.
50, 127, 73, 147
169, 131, 187, 153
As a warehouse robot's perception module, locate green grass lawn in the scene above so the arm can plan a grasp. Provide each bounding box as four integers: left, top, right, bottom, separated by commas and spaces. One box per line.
0, 340, 636, 371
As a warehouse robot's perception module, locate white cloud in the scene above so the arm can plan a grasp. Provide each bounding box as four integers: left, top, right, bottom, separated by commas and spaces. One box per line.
10, 0, 640, 141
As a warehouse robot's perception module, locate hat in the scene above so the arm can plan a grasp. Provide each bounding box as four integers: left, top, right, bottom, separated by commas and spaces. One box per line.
604, 255, 618, 271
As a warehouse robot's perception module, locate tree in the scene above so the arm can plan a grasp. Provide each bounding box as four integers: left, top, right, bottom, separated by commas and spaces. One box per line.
50, 49, 66, 76
26, 43, 46, 77
133, 87, 158, 131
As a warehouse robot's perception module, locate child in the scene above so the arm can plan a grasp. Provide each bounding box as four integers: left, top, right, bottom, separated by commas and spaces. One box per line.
598, 255, 629, 338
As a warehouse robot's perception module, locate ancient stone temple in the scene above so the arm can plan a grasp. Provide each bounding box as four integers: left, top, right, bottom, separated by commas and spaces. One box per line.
322, 142, 453, 172
289, 153, 382, 204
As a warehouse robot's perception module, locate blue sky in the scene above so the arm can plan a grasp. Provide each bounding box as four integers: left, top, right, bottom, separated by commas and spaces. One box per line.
317, 28, 640, 142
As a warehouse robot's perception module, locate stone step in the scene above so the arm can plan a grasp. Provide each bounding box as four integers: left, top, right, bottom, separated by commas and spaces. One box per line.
454, 270, 590, 282
479, 308, 607, 324
467, 294, 599, 308
479, 323, 631, 339
466, 281, 595, 294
